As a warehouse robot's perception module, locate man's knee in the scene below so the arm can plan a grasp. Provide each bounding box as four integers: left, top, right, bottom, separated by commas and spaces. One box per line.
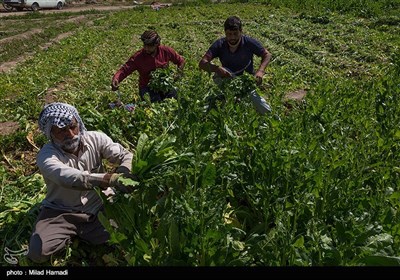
249, 90, 272, 115
27, 234, 49, 263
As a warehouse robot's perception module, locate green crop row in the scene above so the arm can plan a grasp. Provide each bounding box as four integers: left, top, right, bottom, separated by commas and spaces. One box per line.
0, 2, 399, 266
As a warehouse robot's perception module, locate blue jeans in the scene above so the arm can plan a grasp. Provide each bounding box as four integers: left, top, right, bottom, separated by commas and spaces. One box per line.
139, 87, 177, 103
249, 90, 272, 115
212, 74, 272, 115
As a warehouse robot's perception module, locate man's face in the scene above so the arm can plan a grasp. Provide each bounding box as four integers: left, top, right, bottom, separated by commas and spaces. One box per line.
143, 44, 158, 56
51, 118, 81, 153
225, 29, 242, 46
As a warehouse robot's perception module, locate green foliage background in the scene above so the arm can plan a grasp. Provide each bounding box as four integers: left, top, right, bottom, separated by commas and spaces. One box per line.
0, 0, 399, 266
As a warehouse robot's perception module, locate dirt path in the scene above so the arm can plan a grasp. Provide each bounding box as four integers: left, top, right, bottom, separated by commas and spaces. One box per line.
0, 4, 138, 17
0, 5, 133, 136
0, 13, 98, 73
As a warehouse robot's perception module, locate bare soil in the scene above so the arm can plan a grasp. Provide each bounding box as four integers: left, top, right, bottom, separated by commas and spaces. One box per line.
0, 121, 19, 136
0, 3, 137, 17
0, 14, 97, 73
284, 89, 307, 102
0, 4, 138, 139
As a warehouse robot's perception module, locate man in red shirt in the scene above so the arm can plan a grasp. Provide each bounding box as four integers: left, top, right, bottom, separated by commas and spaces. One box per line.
111, 30, 185, 103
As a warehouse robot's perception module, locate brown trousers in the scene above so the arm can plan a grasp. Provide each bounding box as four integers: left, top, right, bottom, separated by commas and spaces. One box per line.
27, 207, 109, 263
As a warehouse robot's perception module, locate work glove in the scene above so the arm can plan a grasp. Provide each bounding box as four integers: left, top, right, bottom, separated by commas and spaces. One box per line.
108, 173, 139, 194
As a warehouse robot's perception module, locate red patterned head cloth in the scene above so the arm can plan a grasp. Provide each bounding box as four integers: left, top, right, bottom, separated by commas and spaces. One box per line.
38, 102, 86, 140
140, 30, 161, 45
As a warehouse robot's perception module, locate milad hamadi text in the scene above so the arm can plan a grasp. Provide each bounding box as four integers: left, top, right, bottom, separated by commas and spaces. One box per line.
6, 269, 68, 277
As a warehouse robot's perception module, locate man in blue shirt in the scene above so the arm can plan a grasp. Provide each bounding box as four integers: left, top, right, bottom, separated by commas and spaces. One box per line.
199, 16, 272, 114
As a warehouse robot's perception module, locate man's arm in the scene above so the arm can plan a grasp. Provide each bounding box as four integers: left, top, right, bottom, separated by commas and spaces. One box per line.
111, 55, 138, 91
175, 59, 185, 79
199, 53, 232, 78
199, 53, 218, 73
255, 49, 272, 84
167, 46, 186, 79
99, 132, 133, 173
37, 149, 108, 191
256, 49, 272, 74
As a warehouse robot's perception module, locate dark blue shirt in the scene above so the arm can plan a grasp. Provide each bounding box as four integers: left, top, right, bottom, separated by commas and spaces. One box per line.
205, 35, 267, 76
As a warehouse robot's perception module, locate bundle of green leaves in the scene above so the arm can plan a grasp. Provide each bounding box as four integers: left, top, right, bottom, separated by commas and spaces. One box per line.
148, 67, 176, 94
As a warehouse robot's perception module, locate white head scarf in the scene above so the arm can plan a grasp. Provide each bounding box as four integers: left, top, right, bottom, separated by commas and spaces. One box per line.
38, 102, 86, 140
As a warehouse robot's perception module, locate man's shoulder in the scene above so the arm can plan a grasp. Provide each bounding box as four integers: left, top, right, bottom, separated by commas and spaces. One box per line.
81, 131, 110, 148
128, 49, 145, 60
208, 38, 226, 53
159, 45, 185, 59
159, 45, 178, 53
37, 142, 54, 155
242, 35, 262, 45
212, 37, 226, 46
37, 142, 63, 163
84, 130, 107, 139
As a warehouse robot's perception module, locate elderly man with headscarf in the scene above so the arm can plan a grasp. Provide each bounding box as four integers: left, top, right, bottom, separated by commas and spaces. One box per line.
27, 102, 136, 263
111, 30, 185, 103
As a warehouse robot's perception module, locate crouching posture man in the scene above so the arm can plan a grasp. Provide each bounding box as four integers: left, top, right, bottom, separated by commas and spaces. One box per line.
199, 16, 272, 114
28, 102, 135, 263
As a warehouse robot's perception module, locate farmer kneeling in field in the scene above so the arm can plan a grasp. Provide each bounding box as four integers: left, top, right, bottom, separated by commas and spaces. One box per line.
27, 102, 137, 263
111, 30, 185, 103
199, 16, 272, 115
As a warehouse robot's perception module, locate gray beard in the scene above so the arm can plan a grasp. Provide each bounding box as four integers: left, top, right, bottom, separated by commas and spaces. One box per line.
53, 134, 81, 153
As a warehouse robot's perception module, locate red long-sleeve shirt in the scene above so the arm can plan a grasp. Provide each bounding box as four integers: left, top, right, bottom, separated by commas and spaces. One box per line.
112, 45, 185, 89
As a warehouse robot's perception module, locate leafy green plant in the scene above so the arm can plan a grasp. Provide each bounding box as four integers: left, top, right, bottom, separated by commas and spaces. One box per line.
1, 1, 400, 266
148, 67, 176, 94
